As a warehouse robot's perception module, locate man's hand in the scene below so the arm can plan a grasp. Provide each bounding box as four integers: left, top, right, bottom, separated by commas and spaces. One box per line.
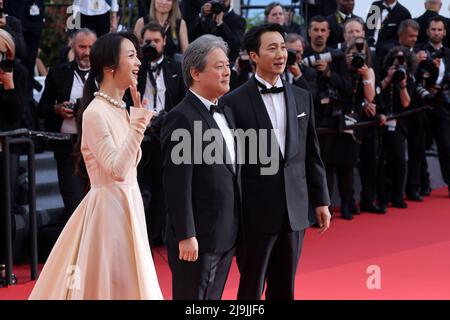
288, 63, 302, 78
202, 2, 212, 16
363, 101, 377, 117
179, 237, 199, 262
54, 101, 74, 119
314, 60, 330, 77
213, 11, 224, 26
315, 206, 331, 234
0, 69, 14, 89
378, 114, 387, 126
416, 50, 427, 63
0, 15, 6, 28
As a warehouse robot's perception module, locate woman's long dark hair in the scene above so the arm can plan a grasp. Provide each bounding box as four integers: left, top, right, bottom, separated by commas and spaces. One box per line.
73, 32, 140, 179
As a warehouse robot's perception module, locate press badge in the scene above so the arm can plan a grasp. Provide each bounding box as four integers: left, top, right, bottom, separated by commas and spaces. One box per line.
386, 119, 397, 132
29, 3, 40, 16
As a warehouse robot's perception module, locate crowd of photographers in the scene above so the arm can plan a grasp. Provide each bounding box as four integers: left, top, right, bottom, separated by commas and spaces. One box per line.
1, 0, 450, 260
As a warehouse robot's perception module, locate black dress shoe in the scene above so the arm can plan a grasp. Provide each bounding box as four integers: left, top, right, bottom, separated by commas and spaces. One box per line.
360, 202, 387, 214
340, 205, 354, 220
406, 191, 423, 202
349, 201, 360, 215
420, 185, 432, 196
391, 200, 408, 209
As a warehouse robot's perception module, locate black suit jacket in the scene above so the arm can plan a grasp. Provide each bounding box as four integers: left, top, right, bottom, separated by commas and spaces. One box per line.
132, 56, 186, 112
1, 16, 26, 60
4, 0, 45, 29
366, 1, 411, 49
326, 12, 362, 48
220, 77, 330, 233
161, 91, 241, 254
38, 61, 77, 133
415, 10, 450, 48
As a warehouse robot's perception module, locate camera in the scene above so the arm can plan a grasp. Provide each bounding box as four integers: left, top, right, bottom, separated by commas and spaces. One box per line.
351, 37, 367, 69
65, 99, 81, 115
302, 50, 344, 68
0, 52, 13, 73
417, 48, 446, 87
238, 57, 253, 74
209, 0, 225, 15
141, 42, 159, 61
286, 49, 297, 67
416, 85, 436, 105
392, 54, 407, 84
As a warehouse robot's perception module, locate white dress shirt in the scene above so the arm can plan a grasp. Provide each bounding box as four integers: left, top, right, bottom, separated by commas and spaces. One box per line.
61, 69, 88, 134
190, 90, 236, 169
143, 56, 166, 113
255, 73, 287, 158
73, 0, 119, 16
374, 1, 398, 45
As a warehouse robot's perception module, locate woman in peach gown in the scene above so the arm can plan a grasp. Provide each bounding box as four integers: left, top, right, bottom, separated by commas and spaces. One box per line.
29, 32, 163, 300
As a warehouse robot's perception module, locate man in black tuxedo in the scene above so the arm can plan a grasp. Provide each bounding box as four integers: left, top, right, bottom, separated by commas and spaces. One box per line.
132, 22, 186, 245
221, 23, 331, 300
190, 0, 246, 63
366, 0, 411, 52
38, 29, 95, 220
161, 35, 240, 299
415, 0, 450, 47
326, 0, 361, 48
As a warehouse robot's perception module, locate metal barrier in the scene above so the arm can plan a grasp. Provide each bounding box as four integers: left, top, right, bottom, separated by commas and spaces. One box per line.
0, 131, 39, 287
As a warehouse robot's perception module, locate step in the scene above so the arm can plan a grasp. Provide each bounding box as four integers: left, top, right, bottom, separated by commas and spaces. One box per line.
20, 151, 56, 171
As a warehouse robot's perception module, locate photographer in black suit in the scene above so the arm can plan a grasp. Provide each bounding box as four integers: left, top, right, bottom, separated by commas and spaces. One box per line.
326, 0, 361, 48
284, 33, 317, 96
377, 47, 415, 209
190, 0, 246, 63
161, 35, 240, 299
38, 29, 96, 221
132, 22, 186, 245
415, 0, 450, 48
415, 16, 450, 198
221, 23, 330, 300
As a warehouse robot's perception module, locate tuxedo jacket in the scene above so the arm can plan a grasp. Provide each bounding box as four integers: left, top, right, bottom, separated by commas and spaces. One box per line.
366, 1, 411, 49
161, 91, 241, 254
326, 12, 362, 48
220, 77, 330, 233
415, 10, 450, 49
133, 57, 186, 112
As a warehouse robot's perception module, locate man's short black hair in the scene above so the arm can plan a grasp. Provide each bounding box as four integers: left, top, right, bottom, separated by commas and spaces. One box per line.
427, 15, 448, 31
141, 22, 166, 40
243, 23, 285, 55
309, 15, 330, 30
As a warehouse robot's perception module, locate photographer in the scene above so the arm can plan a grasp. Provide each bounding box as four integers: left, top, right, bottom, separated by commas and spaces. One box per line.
191, 0, 246, 62
132, 22, 186, 245
230, 48, 254, 91
415, 16, 450, 198
284, 33, 317, 95
38, 28, 95, 222
0, 29, 28, 264
304, 15, 353, 217
377, 47, 415, 209
326, 0, 361, 49
0, 0, 26, 60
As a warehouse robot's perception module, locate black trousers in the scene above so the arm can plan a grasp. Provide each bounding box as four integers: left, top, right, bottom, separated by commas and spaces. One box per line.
359, 128, 381, 205
53, 141, 86, 221
23, 26, 43, 92
168, 247, 235, 300
430, 112, 450, 186
326, 165, 355, 206
377, 125, 407, 204
80, 12, 110, 37
236, 224, 305, 300
406, 113, 428, 192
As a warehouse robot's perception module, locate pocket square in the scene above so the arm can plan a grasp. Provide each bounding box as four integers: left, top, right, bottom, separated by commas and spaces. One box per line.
297, 112, 307, 118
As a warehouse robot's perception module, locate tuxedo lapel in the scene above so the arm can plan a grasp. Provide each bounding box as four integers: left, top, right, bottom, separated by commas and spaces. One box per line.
62, 62, 76, 100
283, 80, 299, 162
245, 78, 274, 131
186, 92, 236, 175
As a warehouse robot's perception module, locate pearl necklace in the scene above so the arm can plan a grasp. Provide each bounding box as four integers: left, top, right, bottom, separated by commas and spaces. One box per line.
94, 91, 127, 109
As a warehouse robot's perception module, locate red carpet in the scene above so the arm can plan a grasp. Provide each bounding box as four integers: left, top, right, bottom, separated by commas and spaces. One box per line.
1, 187, 449, 300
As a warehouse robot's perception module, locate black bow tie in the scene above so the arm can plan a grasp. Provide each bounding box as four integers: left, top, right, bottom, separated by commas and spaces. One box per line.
254, 78, 285, 94
210, 104, 225, 114
149, 62, 163, 73
74, 65, 89, 83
